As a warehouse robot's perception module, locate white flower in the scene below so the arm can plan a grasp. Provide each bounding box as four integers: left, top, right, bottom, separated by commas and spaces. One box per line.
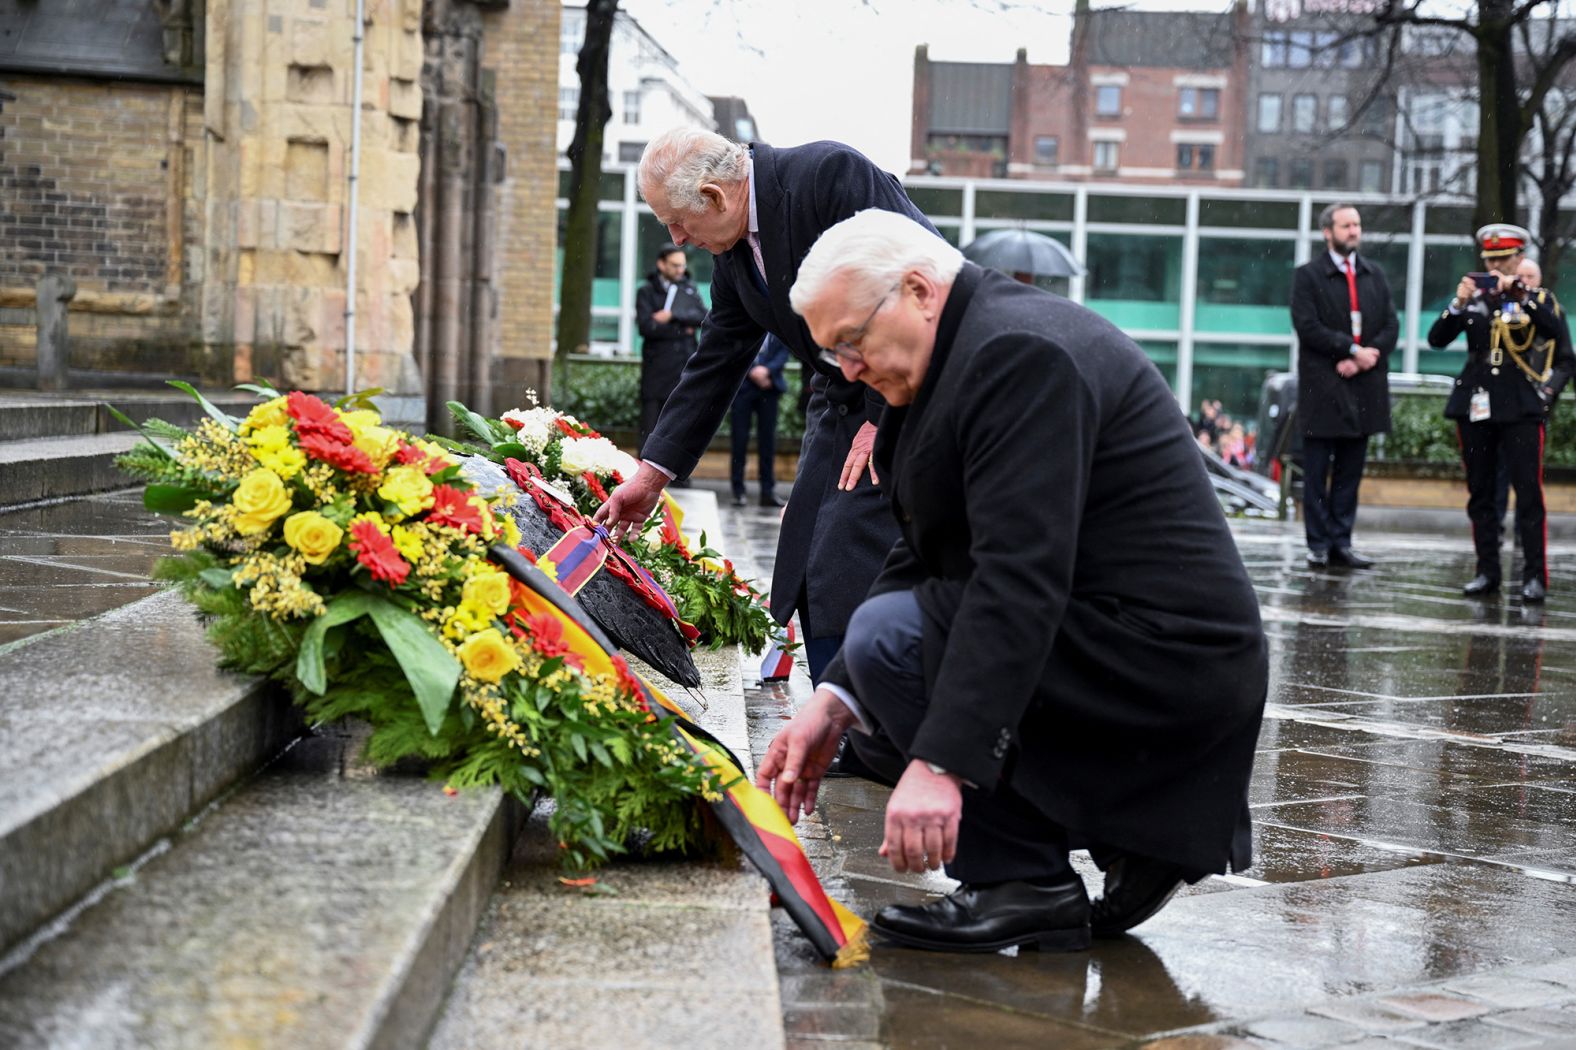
559, 436, 638, 478
500, 406, 557, 455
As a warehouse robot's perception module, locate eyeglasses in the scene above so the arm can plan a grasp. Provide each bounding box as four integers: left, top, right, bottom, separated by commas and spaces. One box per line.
816, 281, 901, 369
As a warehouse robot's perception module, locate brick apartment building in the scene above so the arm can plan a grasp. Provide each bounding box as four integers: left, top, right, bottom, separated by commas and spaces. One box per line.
910, 3, 1252, 185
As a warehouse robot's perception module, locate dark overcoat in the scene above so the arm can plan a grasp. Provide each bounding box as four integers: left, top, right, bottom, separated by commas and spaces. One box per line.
1426, 289, 1572, 421
823, 265, 1267, 876
1291, 253, 1398, 438
634, 272, 706, 402
641, 141, 935, 635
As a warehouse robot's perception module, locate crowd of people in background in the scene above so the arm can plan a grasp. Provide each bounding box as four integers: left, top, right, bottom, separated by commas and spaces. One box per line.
1192, 398, 1255, 470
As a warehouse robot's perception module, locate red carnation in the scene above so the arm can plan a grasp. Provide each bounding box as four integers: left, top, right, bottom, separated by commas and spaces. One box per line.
521, 612, 572, 658
427, 484, 486, 534
609, 654, 650, 713
286, 391, 353, 444
348, 520, 410, 585
395, 440, 447, 476
582, 471, 609, 504
298, 429, 378, 474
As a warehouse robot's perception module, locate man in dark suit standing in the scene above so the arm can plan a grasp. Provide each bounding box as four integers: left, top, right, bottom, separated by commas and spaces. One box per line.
757, 210, 1267, 953
731, 333, 790, 508
596, 127, 935, 684
635, 243, 708, 485
1290, 203, 1397, 569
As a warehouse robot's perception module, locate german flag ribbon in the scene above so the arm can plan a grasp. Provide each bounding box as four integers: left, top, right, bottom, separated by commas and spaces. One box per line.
540, 526, 608, 596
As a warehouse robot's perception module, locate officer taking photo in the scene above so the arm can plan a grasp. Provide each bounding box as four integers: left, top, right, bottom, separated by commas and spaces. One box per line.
1427, 223, 1574, 602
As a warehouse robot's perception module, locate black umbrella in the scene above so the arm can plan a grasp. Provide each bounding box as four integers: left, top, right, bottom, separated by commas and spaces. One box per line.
458, 456, 701, 688
962, 228, 1086, 279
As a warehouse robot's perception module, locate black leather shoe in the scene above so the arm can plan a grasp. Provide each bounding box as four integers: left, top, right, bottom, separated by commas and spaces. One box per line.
731, 493, 748, 507
1306, 549, 1329, 567
873, 878, 1091, 953
1522, 578, 1547, 603
1329, 547, 1375, 569
1463, 574, 1501, 596
1090, 854, 1188, 937
760, 493, 786, 508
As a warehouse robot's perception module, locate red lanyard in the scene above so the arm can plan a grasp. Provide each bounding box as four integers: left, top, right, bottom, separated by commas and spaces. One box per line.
1344, 260, 1360, 344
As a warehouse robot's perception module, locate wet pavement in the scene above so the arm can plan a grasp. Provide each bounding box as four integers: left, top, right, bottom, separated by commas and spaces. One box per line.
0, 488, 168, 651
713, 489, 1576, 1050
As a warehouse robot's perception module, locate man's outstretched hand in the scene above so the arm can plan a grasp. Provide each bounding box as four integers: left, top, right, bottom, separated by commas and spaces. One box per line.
756, 687, 857, 822
880, 760, 962, 873
591, 462, 668, 542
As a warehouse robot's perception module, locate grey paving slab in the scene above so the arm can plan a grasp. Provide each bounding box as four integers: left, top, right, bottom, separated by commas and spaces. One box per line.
429, 489, 784, 1050
0, 589, 300, 953
0, 753, 519, 1050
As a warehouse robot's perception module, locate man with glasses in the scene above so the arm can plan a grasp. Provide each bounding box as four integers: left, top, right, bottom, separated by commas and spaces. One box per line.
757, 210, 1266, 953
595, 128, 937, 696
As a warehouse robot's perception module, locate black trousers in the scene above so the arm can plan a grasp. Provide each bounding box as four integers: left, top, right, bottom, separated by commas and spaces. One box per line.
1459, 419, 1546, 584
1301, 435, 1368, 554
840, 591, 1072, 884
729, 386, 780, 499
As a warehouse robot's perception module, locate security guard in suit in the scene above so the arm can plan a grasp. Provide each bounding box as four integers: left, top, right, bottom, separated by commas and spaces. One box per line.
1427, 224, 1574, 602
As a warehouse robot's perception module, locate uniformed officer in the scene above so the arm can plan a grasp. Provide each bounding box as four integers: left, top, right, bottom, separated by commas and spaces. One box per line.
1427, 224, 1574, 601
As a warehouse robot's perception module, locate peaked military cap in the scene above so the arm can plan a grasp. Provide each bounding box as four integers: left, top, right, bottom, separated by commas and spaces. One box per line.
1477, 223, 1532, 258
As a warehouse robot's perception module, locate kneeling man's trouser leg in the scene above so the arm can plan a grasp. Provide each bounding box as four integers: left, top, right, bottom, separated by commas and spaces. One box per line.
841, 590, 1071, 884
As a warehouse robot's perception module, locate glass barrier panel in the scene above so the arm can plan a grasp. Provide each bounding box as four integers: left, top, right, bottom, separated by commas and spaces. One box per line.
1085, 233, 1183, 330
1089, 195, 1186, 225
905, 186, 964, 218
1199, 198, 1300, 229
975, 188, 1074, 221
1192, 343, 1294, 426
1196, 239, 1297, 336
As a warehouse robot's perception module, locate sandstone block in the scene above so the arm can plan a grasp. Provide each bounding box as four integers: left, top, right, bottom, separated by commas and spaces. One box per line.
279, 202, 342, 255
389, 77, 422, 120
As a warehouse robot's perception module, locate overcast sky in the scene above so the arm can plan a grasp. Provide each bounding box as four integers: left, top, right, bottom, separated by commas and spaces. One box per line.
615, 0, 1104, 172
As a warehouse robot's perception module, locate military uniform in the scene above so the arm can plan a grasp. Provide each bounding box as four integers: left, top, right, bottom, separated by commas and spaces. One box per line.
1426, 224, 1573, 598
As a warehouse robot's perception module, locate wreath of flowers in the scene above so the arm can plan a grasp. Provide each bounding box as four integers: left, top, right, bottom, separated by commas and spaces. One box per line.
115, 385, 719, 871
442, 393, 776, 654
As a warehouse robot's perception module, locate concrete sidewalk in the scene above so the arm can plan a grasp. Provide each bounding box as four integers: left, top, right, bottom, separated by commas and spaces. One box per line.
713, 496, 1576, 1049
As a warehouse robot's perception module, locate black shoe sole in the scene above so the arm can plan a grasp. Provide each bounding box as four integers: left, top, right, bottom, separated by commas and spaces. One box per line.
1091, 879, 1184, 938
872, 922, 1092, 954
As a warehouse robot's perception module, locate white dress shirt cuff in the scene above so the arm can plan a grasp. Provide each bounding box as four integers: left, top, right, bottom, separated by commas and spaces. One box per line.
819, 683, 873, 735
644, 460, 677, 481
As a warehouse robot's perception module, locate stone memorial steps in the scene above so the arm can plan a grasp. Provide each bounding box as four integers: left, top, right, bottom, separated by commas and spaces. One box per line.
0, 389, 258, 508
0, 488, 787, 1048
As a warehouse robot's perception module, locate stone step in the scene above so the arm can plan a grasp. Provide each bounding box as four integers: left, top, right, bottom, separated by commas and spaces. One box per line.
0, 432, 143, 507
0, 733, 525, 1050
0, 589, 300, 955
0, 390, 259, 443
428, 490, 785, 1050
0, 397, 100, 441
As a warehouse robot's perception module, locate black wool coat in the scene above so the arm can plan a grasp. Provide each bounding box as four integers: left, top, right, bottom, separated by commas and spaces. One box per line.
1426, 289, 1572, 422
635, 272, 706, 402
823, 265, 1267, 876
641, 140, 936, 635
1291, 253, 1399, 439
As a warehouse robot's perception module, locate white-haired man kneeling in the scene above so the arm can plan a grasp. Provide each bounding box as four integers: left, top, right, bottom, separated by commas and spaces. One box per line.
755, 210, 1268, 953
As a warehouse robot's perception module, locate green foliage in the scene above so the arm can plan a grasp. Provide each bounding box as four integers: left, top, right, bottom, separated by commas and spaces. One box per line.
635, 538, 774, 653
1375, 394, 1576, 467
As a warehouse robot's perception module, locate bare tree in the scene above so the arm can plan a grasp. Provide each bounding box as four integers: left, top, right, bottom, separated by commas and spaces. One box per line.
556, 0, 619, 369
1519, 12, 1576, 285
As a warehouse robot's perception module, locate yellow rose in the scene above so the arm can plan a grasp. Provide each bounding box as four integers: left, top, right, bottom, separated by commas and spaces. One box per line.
231, 468, 293, 535
254, 444, 306, 479
377, 465, 434, 519
462, 570, 512, 616
458, 628, 521, 683
241, 397, 289, 435
282, 511, 344, 565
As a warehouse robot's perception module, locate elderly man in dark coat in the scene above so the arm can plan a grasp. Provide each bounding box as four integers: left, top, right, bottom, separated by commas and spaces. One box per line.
596, 128, 936, 685
757, 210, 1267, 954
1291, 203, 1398, 570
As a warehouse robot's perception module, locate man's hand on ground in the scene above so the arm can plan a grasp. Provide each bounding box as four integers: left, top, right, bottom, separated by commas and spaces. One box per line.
879, 760, 962, 873
839, 421, 880, 491
591, 462, 667, 542
756, 688, 857, 822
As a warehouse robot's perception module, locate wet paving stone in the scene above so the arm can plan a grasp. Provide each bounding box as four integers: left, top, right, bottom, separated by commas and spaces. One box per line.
711, 492, 1576, 1048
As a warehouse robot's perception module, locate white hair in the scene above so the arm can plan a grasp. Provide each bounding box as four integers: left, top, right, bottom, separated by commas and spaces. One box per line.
637, 128, 749, 212
789, 210, 965, 317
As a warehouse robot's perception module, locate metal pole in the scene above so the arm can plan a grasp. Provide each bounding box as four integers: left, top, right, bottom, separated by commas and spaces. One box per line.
1175, 191, 1201, 413
1403, 199, 1426, 374
344, 0, 366, 396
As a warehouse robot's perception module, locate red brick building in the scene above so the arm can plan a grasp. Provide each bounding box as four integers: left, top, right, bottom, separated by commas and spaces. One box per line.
910, 4, 1252, 185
